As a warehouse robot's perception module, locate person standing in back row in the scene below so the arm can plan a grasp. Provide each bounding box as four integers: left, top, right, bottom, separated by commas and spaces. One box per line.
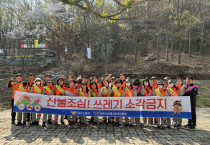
6, 73, 23, 124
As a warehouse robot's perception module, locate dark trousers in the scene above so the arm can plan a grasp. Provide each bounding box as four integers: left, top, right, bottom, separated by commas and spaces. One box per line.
11, 99, 16, 122
188, 97, 196, 126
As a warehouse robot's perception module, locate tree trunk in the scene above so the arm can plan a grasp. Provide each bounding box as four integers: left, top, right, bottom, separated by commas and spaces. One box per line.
200, 22, 204, 55
166, 33, 169, 62
170, 38, 173, 56
189, 30, 191, 57
178, 38, 182, 64
157, 30, 160, 65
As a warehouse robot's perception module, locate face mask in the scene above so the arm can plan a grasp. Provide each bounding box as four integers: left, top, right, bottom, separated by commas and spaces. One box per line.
169, 84, 174, 87
36, 81, 41, 85
144, 82, 149, 86
158, 85, 163, 89
126, 83, 130, 86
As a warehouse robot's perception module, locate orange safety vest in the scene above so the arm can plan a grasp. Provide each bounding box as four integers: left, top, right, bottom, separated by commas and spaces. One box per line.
32, 85, 43, 94
113, 87, 123, 97
124, 88, 133, 97
7, 81, 22, 99
90, 89, 98, 97
168, 86, 179, 96
28, 81, 34, 87
152, 83, 158, 90
17, 86, 30, 92
155, 88, 167, 96
143, 86, 153, 96
55, 85, 66, 95
121, 80, 126, 88
79, 89, 88, 97
45, 85, 54, 95
67, 86, 78, 95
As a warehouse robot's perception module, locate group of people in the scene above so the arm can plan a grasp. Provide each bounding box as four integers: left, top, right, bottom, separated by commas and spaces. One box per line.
7, 73, 198, 129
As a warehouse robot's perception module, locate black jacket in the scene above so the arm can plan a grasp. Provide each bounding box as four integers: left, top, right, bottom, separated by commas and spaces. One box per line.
184, 83, 198, 98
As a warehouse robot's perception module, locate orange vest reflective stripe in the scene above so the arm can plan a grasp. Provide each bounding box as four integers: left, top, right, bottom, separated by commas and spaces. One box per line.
18, 86, 30, 92
55, 85, 66, 95
125, 88, 133, 97
79, 89, 88, 97
90, 89, 98, 97
45, 86, 54, 95
113, 88, 123, 97
32, 86, 43, 94
169, 87, 179, 96
155, 89, 167, 96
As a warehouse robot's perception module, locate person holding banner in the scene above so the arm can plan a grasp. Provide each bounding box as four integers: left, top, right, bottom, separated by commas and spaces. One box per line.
99, 79, 113, 123
43, 74, 54, 86
78, 81, 89, 125
133, 78, 141, 96
28, 73, 35, 87
30, 78, 43, 126
151, 76, 158, 91
153, 81, 168, 129
122, 79, 137, 127
66, 80, 78, 126
16, 80, 30, 126
141, 78, 153, 127
54, 77, 67, 126
112, 79, 124, 127
6, 73, 23, 124
89, 82, 99, 124
184, 76, 198, 130
27, 73, 36, 122
93, 76, 102, 90
166, 79, 179, 128
42, 79, 54, 127
173, 78, 185, 128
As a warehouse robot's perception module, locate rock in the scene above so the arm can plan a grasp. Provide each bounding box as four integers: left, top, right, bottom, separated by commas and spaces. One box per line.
143, 54, 157, 61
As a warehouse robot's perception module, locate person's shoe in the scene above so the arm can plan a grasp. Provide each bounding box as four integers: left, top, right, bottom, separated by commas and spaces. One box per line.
55, 122, 58, 126
48, 119, 52, 124
42, 122, 46, 127
26, 118, 30, 122
125, 124, 129, 127
177, 124, 181, 128
11, 121, 15, 125
93, 122, 98, 125
31, 122, 36, 126
190, 125, 196, 130
35, 121, 39, 125
61, 120, 65, 125
22, 122, 26, 126
118, 124, 123, 128
103, 120, 106, 124
184, 124, 191, 129
167, 125, 171, 129
16, 122, 22, 126
130, 124, 134, 127
157, 126, 161, 129
138, 123, 142, 126
144, 123, 148, 127
162, 126, 166, 129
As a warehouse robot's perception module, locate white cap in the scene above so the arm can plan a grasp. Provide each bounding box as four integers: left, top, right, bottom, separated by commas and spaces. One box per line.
35, 78, 42, 82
